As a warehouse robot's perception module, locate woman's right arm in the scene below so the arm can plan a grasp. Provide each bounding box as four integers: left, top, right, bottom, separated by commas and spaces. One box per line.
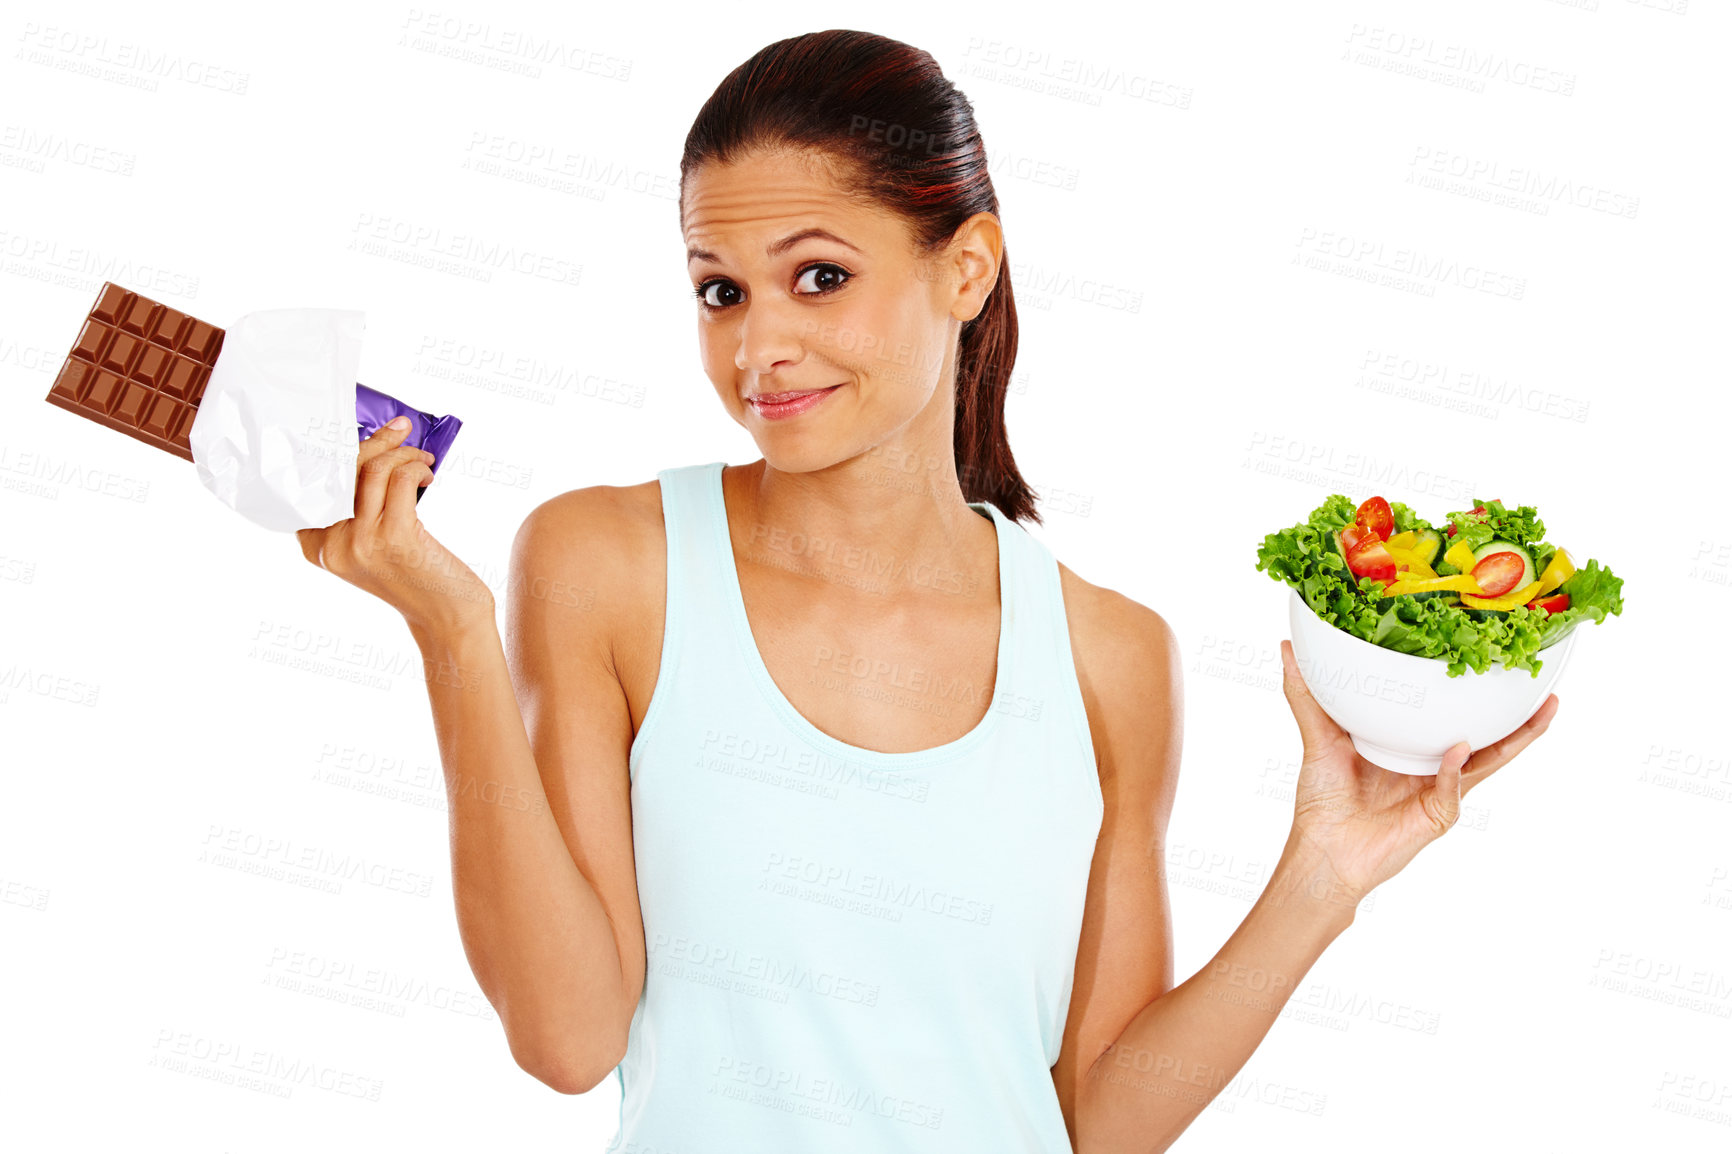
298, 421, 645, 1094
408, 492, 647, 1093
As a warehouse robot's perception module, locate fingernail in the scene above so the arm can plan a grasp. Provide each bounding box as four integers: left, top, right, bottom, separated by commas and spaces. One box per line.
388, 416, 410, 430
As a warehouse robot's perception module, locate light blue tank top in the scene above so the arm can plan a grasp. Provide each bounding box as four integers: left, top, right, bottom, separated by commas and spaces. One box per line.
608, 461, 1103, 1153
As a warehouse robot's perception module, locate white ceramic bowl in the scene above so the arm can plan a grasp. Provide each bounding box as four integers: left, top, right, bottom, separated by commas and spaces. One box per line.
1286, 588, 1576, 775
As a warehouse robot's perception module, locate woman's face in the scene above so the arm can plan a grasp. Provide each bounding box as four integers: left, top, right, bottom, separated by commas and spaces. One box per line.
681, 147, 1000, 474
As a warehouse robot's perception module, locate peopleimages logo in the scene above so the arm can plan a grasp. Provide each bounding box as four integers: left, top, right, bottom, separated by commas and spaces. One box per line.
1295, 653, 1428, 709
1293, 227, 1526, 300
15, 23, 251, 94
711, 1056, 945, 1130
347, 214, 582, 288
699, 729, 932, 803
148, 1028, 384, 1100
649, 932, 881, 1007
759, 852, 994, 926
1407, 146, 1640, 220
1342, 24, 1576, 96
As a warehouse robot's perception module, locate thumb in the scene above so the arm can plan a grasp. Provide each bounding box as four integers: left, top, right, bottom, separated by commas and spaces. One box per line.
296, 526, 324, 569
1280, 639, 1341, 749
1423, 741, 1468, 834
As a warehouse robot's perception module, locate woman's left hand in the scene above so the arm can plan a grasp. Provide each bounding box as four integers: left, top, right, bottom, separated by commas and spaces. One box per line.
1276, 639, 1560, 906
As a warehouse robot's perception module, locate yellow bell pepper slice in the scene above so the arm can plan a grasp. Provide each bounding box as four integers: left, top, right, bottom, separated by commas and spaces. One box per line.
1442, 540, 1477, 573
1380, 573, 1484, 597
1532, 548, 1575, 599
1386, 530, 1418, 551
1387, 551, 1438, 580
1460, 579, 1547, 611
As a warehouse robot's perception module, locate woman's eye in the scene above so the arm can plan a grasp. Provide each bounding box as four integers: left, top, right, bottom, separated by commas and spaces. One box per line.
694, 280, 741, 309
794, 264, 850, 294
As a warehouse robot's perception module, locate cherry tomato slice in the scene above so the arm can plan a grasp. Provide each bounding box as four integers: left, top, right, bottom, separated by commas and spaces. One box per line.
1353, 496, 1394, 541
1341, 522, 1368, 554
1347, 537, 1397, 584
1470, 550, 1525, 597
1526, 592, 1570, 616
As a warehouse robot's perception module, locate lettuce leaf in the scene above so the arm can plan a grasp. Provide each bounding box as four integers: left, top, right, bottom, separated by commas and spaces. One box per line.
1443, 497, 1546, 552
1536, 559, 1625, 649
1390, 501, 1434, 535
1256, 494, 1624, 678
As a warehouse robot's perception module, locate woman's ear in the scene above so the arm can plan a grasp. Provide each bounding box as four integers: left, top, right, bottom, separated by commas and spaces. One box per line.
945, 211, 1004, 324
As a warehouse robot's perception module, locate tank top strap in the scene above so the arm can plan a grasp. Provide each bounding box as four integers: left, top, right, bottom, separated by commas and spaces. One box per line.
655, 457, 740, 618
633, 461, 735, 758
971, 501, 1097, 770
653, 457, 727, 584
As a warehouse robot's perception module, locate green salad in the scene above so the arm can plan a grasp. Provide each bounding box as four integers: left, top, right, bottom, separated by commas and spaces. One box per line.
1255, 493, 1624, 677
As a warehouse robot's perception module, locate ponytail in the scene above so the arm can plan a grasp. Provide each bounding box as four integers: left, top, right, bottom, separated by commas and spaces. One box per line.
954, 257, 1037, 523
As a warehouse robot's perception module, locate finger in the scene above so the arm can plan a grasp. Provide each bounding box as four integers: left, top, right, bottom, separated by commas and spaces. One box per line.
358, 416, 414, 470
356, 445, 428, 527
382, 460, 434, 540
296, 527, 324, 568
1424, 741, 1467, 832
1279, 639, 1345, 750
1461, 694, 1560, 796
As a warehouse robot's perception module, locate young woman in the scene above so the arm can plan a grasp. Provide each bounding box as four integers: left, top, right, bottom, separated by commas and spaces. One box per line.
296, 29, 1558, 1154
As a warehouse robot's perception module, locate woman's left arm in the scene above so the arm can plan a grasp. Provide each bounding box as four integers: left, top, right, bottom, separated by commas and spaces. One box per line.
1052, 592, 1558, 1154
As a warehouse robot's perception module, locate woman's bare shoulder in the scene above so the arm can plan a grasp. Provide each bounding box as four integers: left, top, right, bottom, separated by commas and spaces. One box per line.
508, 478, 668, 629
1056, 561, 1179, 680
1056, 561, 1182, 793
512, 477, 666, 570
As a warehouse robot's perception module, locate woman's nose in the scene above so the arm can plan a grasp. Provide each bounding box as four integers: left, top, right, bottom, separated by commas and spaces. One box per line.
733, 300, 807, 373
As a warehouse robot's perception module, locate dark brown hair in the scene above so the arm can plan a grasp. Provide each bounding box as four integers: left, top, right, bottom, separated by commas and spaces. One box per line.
679, 29, 1039, 525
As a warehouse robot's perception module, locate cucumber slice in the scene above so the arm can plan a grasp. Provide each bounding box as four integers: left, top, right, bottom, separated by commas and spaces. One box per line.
1413, 529, 1444, 567
1402, 589, 1459, 603
1470, 540, 1537, 593
1330, 527, 1361, 566
1463, 607, 1510, 623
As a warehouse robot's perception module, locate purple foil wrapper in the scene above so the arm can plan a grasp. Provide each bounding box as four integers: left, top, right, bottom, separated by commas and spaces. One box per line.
354, 383, 462, 503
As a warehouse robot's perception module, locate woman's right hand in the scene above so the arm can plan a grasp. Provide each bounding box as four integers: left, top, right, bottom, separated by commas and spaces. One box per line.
296, 416, 495, 637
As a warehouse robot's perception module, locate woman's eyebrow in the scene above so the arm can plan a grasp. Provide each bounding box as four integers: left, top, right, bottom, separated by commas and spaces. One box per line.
686, 227, 862, 264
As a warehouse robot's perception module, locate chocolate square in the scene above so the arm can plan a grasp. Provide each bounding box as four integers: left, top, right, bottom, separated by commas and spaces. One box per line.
44, 282, 227, 462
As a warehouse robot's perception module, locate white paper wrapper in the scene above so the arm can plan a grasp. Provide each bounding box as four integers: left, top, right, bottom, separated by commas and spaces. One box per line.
187, 308, 363, 532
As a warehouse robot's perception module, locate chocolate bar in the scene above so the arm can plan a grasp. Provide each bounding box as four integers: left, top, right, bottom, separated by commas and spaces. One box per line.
46, 283, 222, 461
45, 284, 463, 509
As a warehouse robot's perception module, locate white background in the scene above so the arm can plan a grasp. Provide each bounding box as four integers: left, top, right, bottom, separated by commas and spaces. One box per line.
3, 0, 1728, 1150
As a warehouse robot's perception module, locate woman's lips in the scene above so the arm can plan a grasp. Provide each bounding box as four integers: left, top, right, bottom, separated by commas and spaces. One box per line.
747, 384, 843, 420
